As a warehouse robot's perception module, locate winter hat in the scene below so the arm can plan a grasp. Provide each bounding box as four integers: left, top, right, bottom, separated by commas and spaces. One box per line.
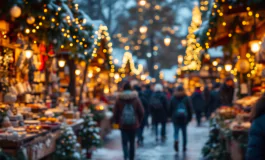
154, 83, 163, 92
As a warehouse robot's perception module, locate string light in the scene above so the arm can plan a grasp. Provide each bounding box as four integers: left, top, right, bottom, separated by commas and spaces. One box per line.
184, 5, 202, 71
120, 52, 143, 75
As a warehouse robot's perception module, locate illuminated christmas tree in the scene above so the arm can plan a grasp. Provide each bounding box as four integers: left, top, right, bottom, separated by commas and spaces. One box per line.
184, 5, 202, 71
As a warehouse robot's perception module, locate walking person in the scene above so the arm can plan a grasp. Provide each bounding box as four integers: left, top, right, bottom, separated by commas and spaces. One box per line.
208, 83, 221, 116
113, 82, 144, 160
149, 83, 168, 142
143, 84, 153, 128
220, 77, 235, 106
191, 86, 205, 126
169, 86, 192, 152
247, 96, 265, 160
134, 85, 149, 146
203, 86, 211, 119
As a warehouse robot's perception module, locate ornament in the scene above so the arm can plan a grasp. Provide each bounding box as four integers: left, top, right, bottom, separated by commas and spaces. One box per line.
10, 5, 22, 18
235, 59, 250, 73
27, 16, 35, 24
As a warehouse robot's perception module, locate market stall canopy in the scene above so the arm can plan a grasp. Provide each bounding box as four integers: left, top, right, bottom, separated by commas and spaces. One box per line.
0, 0, 94, 56
197, 0, 265, 48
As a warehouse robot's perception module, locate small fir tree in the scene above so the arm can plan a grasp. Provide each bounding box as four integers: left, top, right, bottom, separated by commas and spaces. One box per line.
79, 114, 101, 150
55, 125, 81, 160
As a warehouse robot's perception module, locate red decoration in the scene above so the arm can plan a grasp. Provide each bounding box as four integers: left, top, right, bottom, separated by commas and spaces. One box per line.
39, 44, 47, 71
48, 44, 55, 56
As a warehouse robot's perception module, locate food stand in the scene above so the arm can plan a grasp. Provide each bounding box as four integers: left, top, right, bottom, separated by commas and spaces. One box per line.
197, 0, 265, 159
0, 1, 102, 159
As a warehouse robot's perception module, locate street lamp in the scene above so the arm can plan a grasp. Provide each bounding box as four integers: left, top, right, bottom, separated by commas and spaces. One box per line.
249, 40, 261, 53
58, 59, 66, 68
75, 69, 81, 76
212, 60, 218, 67
139, 0, 146, 6
24, 44, 33, 59
139, 25, 148, 34
225, 63, 232, 72
178, 55, 183, 65
164, 36, 171, 46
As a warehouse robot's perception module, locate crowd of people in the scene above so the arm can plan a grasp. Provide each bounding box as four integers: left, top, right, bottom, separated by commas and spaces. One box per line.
112, 78, 235, 160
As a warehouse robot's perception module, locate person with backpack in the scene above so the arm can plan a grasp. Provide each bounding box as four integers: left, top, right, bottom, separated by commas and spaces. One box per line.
149, 83, 168, 142
113, 82, 144, 160
169, 86, 192, 152
134, 85, 149, 145
191, 86, 205, 126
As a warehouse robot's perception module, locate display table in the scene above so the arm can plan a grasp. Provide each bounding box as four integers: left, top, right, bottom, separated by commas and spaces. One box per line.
0, 119, 84, 160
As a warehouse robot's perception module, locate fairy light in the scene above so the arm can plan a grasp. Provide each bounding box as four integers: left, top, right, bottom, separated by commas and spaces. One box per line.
120, 52, 143, 75
184, 5, 202, 71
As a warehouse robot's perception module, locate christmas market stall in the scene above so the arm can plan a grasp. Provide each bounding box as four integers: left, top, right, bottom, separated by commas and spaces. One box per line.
0, 0, 101, 159
195, 0, 265, 159
77, 20, 116, 138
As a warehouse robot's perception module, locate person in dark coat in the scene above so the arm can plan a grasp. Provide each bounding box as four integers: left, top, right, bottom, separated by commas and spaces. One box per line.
220, 77, 234, 106
134, 85, 149, 145
143, 84, 153, 101
247, 96, 265, 160
113, 82, 144, 160
208, 83, 221, 116
169, 86, 192, 152
191, 86, 205, 126
143, 84, 153, 127
203, 86, 211, 119
149, 83, 168, 142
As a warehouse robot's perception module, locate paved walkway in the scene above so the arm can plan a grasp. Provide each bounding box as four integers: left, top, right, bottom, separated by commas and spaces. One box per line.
92, 119, 209, 160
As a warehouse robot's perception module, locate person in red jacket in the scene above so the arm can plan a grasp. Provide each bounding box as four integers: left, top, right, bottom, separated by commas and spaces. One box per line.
113, 82, 144, 160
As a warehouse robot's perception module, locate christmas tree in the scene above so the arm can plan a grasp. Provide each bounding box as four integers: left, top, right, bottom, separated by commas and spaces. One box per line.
115, 0, 180, 75
79, 114, 101, 150
184, 5, 203, 71
55, 125, 82, 160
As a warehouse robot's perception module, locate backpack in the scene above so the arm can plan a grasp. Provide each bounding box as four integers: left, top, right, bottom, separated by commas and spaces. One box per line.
173, 99, 188, 122
149, 96, 163, 110
121, 103, 136, 125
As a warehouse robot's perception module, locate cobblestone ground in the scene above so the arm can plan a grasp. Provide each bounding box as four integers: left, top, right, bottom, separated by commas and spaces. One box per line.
92, 119, 209, 160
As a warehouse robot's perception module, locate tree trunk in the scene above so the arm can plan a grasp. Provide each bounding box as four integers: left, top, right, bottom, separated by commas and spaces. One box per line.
69, 59, 76, 105
78, 61, 89, 106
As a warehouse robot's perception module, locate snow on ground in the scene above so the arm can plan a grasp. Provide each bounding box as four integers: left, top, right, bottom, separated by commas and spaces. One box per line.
92, 119, 209, 160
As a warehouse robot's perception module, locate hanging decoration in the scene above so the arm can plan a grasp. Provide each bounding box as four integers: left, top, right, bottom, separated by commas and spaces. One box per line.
26, 16, 35, 24
10, 5, 21, 18
235, 59, 250, 74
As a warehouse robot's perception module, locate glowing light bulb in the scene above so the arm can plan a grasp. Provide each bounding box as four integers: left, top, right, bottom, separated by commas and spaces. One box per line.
58, 59, 66, 68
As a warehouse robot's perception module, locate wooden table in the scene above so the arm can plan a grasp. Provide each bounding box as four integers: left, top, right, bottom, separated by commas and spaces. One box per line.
0, 119, 84, 160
